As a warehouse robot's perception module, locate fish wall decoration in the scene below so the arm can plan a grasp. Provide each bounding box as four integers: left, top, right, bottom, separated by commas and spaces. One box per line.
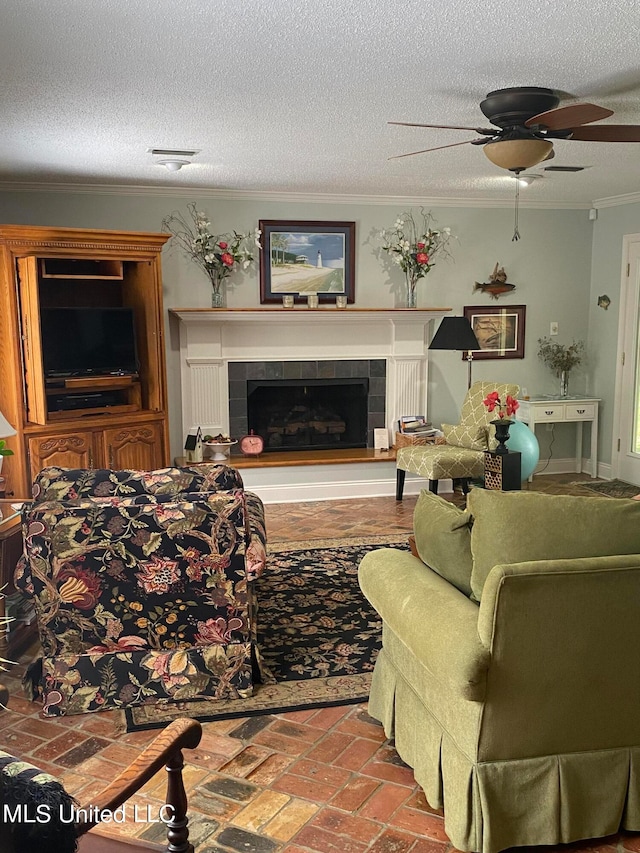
474, 263, 516, 300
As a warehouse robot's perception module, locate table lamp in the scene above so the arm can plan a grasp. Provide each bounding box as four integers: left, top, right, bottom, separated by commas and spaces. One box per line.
429, 317, 481, 388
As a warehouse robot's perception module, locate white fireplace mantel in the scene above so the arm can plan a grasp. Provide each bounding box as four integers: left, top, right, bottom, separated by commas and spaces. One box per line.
169, 307, 450, 440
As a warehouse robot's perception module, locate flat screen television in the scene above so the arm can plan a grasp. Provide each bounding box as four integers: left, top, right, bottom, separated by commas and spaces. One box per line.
40, 307, 139, 378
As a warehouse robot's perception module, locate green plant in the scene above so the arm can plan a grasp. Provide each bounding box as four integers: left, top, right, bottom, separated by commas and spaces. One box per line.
537, 338, 585, 376
0, 439, 12, 457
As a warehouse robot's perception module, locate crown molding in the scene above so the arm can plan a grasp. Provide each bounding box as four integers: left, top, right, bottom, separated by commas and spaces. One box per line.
593, 191, 640, 209
0, 180, 596, 210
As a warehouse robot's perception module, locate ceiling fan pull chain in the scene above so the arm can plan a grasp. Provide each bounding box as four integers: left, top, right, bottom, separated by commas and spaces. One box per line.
512, 178, 521, 241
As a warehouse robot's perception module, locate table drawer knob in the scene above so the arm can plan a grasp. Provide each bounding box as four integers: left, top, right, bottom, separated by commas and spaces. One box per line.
577, 409, 585, 414
545, 410, 554, 415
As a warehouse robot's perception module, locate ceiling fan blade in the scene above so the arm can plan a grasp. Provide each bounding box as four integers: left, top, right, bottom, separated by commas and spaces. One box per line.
568, 124, 640, 142
525, 103, 614, 130
389, 121, 496, 135
388, 138, 486, 160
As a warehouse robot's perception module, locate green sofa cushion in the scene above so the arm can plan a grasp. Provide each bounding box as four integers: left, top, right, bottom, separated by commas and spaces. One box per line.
413, 489, 474, 596
468, 489, 640, 601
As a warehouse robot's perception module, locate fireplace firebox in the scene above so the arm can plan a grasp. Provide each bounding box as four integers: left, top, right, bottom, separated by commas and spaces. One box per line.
247, 378, 369, 452
228, 359, 386, 454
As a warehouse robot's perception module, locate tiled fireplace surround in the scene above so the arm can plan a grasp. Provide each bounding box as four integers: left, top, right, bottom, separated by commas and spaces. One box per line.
228, 358, 386, 450
170, 309, 448, 501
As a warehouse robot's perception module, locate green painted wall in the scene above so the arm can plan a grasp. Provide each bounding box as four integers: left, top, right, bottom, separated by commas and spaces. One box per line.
0, 189, 597, 464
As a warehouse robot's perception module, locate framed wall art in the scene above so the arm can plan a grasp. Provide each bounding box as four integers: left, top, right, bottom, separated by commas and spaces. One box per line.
462, 304, 526, 360
259, 220, 356, 304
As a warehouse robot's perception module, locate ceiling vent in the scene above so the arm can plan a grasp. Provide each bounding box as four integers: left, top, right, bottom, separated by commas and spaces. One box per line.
147, 148, 200, 157
543, 165, 585, 172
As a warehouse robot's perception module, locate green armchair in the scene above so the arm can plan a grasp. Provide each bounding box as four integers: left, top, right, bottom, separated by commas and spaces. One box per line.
396, 381, 520, 499
359, 488, 640, 852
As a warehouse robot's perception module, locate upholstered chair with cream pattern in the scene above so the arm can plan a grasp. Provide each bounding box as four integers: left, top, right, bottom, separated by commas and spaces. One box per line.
396, 381, 520, 499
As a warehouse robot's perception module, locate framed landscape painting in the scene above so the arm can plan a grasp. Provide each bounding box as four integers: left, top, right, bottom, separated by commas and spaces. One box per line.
463, 305, 526, 359
259, 220, 356, 304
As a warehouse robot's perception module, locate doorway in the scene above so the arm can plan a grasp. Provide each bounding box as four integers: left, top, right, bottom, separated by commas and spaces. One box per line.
614, 235, 640, 487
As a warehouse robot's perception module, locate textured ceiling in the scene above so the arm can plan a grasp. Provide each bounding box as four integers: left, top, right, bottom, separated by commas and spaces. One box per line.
1, 0, 640, 205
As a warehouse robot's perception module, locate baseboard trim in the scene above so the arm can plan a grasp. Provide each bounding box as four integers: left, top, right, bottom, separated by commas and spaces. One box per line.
532, 456, 602, 479
239, 456, 604, 504
242, 475, 425, 504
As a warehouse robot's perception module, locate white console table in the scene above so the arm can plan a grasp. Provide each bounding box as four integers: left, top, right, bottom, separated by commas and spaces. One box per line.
517, 396, 600, 478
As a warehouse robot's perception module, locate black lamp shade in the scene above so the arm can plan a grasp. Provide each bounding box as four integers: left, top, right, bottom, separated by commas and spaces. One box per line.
430, 316, 480, 351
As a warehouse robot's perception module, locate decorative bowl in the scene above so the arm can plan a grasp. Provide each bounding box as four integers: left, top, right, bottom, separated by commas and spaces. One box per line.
204, 440, 237, 461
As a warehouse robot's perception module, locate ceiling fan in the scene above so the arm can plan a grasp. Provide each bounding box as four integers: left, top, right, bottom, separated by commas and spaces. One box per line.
390, 86, 640, 173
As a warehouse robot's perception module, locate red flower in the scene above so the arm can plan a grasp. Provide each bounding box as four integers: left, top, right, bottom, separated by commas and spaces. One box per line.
483, 390, 519, 419
221, 252, 234, 267
218, 241, 228, 249
417, 242, 425, 249
483, 391, 501, 412
416, 252, 429, 265
505, 394, 519, 417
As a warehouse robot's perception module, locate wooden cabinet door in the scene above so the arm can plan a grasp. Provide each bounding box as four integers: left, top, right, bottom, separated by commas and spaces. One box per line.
17, 257, 47, 425
28, 432, 96, 482
101, 421, 164, 471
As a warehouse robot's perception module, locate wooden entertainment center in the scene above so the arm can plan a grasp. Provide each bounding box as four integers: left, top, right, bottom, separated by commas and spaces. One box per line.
0, 225, 170, 498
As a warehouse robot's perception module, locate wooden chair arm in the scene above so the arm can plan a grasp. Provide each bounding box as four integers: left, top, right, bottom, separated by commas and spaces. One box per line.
77, 717, 202, 840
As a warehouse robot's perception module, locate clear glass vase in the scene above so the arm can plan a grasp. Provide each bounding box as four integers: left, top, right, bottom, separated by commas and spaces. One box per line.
560, 370, 568, 397
210, 276, 226, 308
405, 276, 417, 309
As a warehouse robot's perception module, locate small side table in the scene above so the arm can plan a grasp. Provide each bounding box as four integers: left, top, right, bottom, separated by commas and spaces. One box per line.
517, 397, 600, 478
484, 451, 522, 491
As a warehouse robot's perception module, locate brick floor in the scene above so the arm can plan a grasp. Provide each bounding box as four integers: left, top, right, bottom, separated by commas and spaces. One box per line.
3, 476, 640, 853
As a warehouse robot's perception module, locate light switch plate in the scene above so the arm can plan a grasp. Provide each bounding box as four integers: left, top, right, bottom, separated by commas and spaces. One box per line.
550, 321, 559, 335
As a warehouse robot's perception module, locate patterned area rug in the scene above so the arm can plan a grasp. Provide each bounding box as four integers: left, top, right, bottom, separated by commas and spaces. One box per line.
125, 534, 408, 731
574, 479, 640, 499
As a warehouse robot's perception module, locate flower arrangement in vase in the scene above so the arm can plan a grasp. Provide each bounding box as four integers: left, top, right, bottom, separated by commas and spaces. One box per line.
537, 337, 585, 397
483, 391, 519, 454
162, 203, 261, 307
379, 208, 455, 307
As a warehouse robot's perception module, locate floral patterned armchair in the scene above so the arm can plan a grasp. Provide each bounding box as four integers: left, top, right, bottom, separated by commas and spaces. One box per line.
15, 465, 271, 716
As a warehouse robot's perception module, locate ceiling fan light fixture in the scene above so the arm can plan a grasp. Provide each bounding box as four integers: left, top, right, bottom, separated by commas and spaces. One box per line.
483, 138, 554, 171
517, 174, 542, 187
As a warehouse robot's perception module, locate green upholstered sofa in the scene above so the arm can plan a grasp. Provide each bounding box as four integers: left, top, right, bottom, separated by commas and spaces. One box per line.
358, 488, 640, 853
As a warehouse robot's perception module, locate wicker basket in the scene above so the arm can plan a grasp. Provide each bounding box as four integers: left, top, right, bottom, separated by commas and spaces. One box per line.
395, 431, 437, 449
